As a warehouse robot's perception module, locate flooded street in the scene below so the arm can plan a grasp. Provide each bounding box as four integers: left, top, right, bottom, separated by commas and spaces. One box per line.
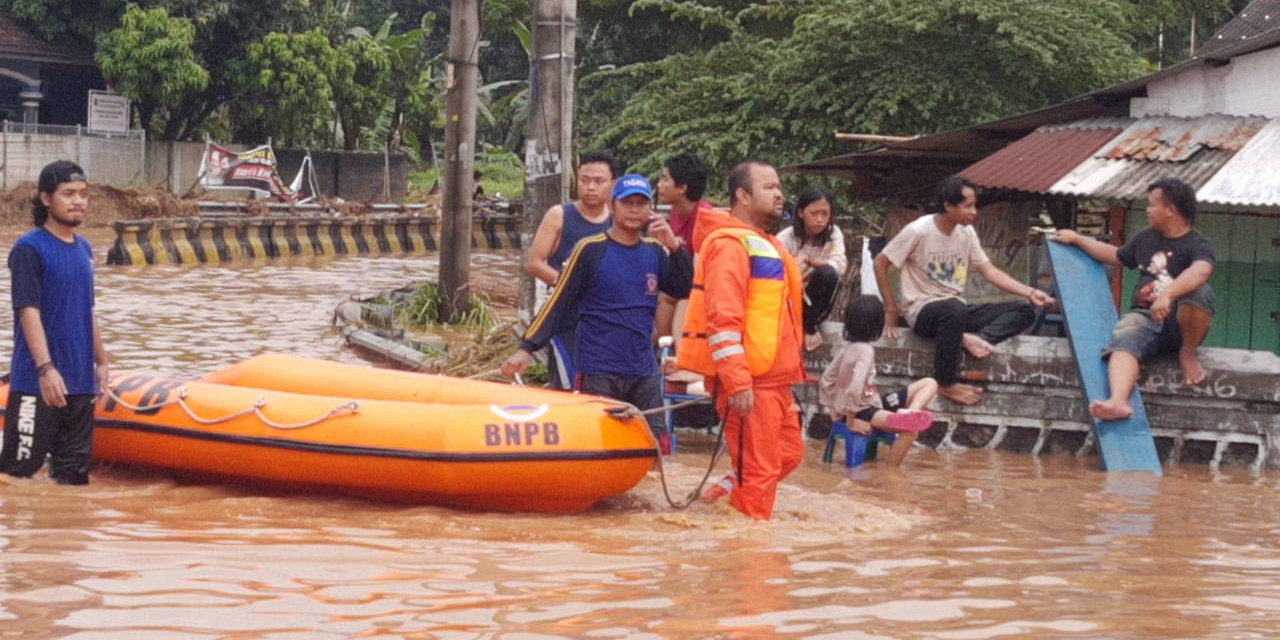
2, 228, 1279, 638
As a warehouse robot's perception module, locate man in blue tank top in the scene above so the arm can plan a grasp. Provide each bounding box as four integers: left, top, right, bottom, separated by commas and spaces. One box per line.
2, 161, 111, 484
525, 151, 617, 388
503, 175, 693, 448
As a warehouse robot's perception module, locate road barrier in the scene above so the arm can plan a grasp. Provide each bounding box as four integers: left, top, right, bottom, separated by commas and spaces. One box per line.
106, 215, 522, 265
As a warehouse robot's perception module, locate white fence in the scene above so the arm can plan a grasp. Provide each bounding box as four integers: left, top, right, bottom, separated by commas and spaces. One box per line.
0, 121, 147, 189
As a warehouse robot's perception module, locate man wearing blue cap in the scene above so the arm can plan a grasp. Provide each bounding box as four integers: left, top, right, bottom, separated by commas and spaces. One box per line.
503, 174, 693, 450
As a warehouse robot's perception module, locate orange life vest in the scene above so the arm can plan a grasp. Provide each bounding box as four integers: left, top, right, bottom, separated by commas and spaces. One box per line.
678, 227, 801, 379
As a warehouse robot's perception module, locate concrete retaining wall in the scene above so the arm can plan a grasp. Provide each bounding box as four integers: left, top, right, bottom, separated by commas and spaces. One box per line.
144, 142, 410, 200
105, 215, 522, 266
800, 330, 1280, 470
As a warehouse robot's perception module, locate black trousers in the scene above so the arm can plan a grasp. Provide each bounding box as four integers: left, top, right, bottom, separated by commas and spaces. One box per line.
803, 265, 840, 334
911, 299, 1035, 386
579, 372, 666, 435
1, 391, 96, 484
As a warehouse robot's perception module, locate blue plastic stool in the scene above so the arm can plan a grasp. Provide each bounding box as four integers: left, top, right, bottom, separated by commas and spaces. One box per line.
656, 337, 706, 456
822, 420, 897, 468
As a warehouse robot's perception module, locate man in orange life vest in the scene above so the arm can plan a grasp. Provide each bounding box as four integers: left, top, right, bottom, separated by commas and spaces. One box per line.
677, 160, 806, 520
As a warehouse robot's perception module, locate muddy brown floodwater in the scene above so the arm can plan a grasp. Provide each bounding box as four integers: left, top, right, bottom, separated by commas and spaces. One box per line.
1, 228, 1278, 639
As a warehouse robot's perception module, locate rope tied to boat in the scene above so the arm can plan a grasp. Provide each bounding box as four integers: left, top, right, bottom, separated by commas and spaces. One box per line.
599, 396, 710, 419
598, 394, 728, 510
105, 386, 361, 430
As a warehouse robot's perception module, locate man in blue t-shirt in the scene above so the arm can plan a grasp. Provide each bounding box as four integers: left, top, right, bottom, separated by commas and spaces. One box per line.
1, 160, 110, 484
1052, 177, 1215, 421
525, 151, 616, 389
502, 174, 693, 446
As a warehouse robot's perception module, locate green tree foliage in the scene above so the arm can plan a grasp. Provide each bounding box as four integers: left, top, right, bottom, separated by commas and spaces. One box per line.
778, 0, 1144, 139
94, 5, 209, 134
333, 35, 392, 150
3, 0, 312, 139
239, 29, 338, 148
0, 0, 125, 41
1122, 0, 1252, 69
371, 13, 443, 162
0, 0, 1258, 165
580, 0, 1150, 191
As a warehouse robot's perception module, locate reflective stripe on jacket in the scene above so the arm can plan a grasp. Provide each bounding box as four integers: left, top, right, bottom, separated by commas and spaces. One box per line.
677, 225, 804, 393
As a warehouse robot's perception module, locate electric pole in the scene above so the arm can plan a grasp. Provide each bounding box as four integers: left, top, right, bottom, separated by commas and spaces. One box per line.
439, 0, 480, 320
520, 0, 578, 324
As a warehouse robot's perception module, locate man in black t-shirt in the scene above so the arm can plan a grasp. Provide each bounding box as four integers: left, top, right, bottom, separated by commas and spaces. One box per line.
1052, 177, 1215, 421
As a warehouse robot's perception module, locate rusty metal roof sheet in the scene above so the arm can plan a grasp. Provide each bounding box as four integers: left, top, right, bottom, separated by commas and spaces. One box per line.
1198, 118, 1280, 206
1049, 115, 1268, 200
958, 118, 1129, 193
1100, 115, 1265, 162
1052, 150, 1236, 201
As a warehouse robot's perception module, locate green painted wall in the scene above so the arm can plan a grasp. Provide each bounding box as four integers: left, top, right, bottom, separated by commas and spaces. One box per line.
1121, 210, 1280, 354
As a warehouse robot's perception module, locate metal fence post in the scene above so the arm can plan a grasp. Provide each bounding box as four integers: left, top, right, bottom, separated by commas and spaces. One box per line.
76, 124, 82, 166
2, 120, 7, 191
139, 129, 146, 187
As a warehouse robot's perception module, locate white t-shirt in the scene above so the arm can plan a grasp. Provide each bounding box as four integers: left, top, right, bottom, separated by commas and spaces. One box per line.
777, 225, 848, 275
881, 214, 990, 325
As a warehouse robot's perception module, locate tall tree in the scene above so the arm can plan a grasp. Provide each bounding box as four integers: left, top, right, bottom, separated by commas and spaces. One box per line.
374, 13, 444, 161
332, 33, 392, 150
95, 6, 209, 134
581, 0, 1150, 191
238, 29, 338, 148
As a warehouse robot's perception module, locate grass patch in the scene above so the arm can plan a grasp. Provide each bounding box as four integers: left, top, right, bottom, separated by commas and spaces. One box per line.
409, 148, 525, 201
370, 281, 501, 330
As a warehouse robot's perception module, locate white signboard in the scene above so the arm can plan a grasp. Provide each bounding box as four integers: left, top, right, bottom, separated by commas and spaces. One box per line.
87, 90, 130, 133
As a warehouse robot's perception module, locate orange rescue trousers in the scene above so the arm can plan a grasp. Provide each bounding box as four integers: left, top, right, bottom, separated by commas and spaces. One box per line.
718, 384, 804, 520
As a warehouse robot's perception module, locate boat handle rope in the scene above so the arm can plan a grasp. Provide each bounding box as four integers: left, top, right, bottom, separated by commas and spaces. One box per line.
598, 394, 729, 510
104, 386, 361, 430
652, 420, 728, 510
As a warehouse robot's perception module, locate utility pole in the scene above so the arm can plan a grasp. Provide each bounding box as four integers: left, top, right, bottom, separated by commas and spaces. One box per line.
520, 0, 577, 324
439, 0, 480, 320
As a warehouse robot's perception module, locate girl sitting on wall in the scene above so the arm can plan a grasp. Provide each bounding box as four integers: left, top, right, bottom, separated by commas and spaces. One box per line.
777, 185, 847, 351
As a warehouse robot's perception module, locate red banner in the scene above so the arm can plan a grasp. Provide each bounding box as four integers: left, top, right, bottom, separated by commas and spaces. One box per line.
200, 143, 313, 201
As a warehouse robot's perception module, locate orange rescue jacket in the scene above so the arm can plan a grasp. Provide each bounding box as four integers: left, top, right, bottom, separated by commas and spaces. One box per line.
677, 211, 805, 395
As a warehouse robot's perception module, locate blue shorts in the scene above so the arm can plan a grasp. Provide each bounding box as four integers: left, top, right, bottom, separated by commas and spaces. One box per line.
1104, 284, 1215, 361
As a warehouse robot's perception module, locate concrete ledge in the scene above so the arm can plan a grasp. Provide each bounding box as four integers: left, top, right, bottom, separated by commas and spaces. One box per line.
801, 330, 1280, 470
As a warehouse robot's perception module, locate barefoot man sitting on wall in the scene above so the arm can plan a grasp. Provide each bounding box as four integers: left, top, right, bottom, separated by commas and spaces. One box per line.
874, 176, 1054, 405
1051, 177, 1215, 421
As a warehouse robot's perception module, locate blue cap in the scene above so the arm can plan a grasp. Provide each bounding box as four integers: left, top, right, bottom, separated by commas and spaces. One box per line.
612, 173, 652, 201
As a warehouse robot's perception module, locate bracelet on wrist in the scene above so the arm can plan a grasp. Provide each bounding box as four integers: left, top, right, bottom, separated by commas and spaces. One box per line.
36, 361, 55, 376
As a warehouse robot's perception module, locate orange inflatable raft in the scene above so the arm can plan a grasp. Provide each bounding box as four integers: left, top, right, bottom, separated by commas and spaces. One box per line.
2, 354, 659, 512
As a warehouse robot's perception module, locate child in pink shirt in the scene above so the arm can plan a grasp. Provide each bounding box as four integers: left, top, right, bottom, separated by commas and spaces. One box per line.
820, 295, 938, 467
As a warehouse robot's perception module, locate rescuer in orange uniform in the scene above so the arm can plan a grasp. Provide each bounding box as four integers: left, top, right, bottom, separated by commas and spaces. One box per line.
677, 160, 806, 520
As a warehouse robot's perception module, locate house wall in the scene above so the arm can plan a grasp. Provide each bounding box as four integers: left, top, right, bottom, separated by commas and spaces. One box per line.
882, 201, 1031, 306
799, 332, 1280, 469
1137, 47, 1280, 118
1121, 207, 1280, 354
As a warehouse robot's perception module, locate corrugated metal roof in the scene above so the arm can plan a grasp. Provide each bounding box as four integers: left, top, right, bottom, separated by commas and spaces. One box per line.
1049, 115, 1268, 200
1196, 0, 1280, 58
1053, 150, 1236, 200
959, 118, 1128, 193
1198, 118, 1280, 206
1101, 115, 1264, 161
